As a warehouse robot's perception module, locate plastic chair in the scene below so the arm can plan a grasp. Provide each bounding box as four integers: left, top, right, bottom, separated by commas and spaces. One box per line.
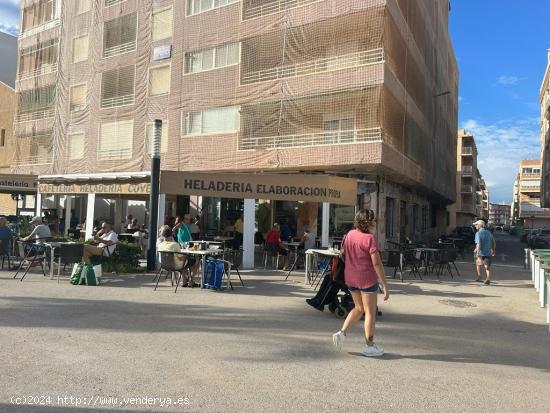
263, 242, 280, 269
0, 238, 12, 270
54, 243, 85, 282
13, 241, 48, 281
90, 243, 119, 275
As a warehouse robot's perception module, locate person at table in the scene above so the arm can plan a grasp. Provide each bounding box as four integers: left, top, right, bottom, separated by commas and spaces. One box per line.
223, 219, 235, 237
299, 226, 316, 251
21, 216, 51, 242
280, 220, 293, 242
189, 215, 201, 240
332, 209, 390, 357
0, 216, 13, 242
127, 217, 140, 233
82, 222, 118, 264
173, 214, 192, 244
232, 212, 244, 250
265, 223, 289, 270
158, 227, 198, 287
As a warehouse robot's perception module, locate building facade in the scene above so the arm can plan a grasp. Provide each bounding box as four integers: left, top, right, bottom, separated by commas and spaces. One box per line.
488, 203, 510, 227
14, 0, 458, 257
477, 175, 489, 220
541, 50, 550, 207
511, 159, 550, 228
448, 129, 479, 230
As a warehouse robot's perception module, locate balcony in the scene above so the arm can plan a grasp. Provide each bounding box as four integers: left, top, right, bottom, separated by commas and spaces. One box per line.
461, 165, 473, 176
461, 185, 473, 193
97, 148, 132, 161
101, 94, 134, 109
240, 128, 384, 150
12, 155, 53, 166
243, 0, 320, 20
241, 48, 384, 84
462, 146, 473, 155
103, 41, 136, 58
16, 108, 55, 123
17, 63, 58, 81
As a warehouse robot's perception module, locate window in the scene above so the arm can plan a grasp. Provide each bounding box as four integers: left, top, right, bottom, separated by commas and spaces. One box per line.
149, 65, 170, 96
152, 8, 173, 41
22, 0, 55, 32
99, 120, 133, 160
185, 42, 239, 73
103, 13, 137, 57
0, 129, 5, 147
323, 117, 355, 142
76, 0, 90, 14
18, 39, 58, 77
412, 204, 419, 236
68, 133, 85, 160
421, 206, 428, 234
105, 0, 125, 6
187, 0, 238, 16
73, 35, 89, 63
182, 106, 239, 135
146, 122, 169, 153
70, 84, 86, 112
18, 85, 56, 114
385, 197, 395, 238
101, 65, 135, 108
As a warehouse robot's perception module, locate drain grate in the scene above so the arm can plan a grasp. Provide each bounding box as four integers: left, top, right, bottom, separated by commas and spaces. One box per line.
438, 299, 477, 308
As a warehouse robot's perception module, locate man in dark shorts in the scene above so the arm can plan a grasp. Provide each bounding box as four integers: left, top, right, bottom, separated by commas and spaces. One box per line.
473, 220, 496, 284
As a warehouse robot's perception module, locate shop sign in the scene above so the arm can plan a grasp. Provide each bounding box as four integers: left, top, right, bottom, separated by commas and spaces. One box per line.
38, 182, 151, 195
0, 174, 37, 193
161, 172, 357, 205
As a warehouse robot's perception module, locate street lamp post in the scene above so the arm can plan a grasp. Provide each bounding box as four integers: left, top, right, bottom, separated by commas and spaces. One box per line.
147, 119, 162, 271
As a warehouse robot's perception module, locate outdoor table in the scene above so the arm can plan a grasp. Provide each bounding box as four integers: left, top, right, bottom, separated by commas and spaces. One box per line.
180, 247, 224, 288
304, 248, 340, 286
284, 242, 302, 278
43, 241, 77, 281
533, 252, 550, 307
540, 265, 550, 309
414, 247, 439, 275
532, 250, 550, 294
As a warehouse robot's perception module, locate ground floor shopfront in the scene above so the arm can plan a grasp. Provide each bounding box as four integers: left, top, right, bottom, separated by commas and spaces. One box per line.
36, 171, 450, 268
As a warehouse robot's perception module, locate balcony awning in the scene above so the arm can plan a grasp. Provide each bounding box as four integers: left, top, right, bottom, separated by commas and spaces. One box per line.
0, 174, 37, 194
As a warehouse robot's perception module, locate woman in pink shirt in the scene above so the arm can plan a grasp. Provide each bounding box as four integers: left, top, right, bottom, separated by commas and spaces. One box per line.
332, 209, 390, 357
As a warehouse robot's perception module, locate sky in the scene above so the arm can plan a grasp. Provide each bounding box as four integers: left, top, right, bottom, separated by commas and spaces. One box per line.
0, 1, 549, 204
449, 0, 550, 204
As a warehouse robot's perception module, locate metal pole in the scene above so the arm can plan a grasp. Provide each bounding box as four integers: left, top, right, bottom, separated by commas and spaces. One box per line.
147, 119, 162, 271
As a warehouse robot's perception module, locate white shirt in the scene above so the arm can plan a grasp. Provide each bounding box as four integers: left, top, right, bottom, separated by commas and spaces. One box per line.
98, 230, 118, 255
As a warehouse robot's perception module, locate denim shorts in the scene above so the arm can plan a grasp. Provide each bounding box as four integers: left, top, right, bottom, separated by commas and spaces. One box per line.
348, 282, 379, 293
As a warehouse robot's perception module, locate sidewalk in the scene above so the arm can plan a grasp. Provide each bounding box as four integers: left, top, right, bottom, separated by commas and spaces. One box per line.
0, 262, 548, 412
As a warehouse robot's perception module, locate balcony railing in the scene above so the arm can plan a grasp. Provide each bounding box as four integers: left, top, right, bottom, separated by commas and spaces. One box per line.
462, 146, 473, 155
16, 108, 55, 123
461, 166, 473, 175
240, 128, 384, 150
243, 0, 320, 19
241, 48, 384, 84
461, 185, 473, 193
105, 0, 126, 7
101, 94, 134, 109
103, 41, 136, 58
17, 63, 58, 81
12, 155, 53, 166
98, 148, 132, 160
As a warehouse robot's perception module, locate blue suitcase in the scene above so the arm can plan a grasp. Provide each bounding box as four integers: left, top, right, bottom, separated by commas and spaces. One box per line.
204, 258, 223, 290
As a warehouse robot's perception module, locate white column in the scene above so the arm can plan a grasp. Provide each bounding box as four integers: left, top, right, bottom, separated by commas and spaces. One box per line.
114, 198, 124, 233
321, 202, 330, 247
85, 193, 96, 240
243, 198, 255, 269
64, 196, 72, 235
35, 193, 42, 216
158, 193, 166, 227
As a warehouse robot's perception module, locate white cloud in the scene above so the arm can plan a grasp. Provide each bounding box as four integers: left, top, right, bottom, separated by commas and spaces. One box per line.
461, 118, 540, 203
497, 75, 519, 86
0, 22, 18, 36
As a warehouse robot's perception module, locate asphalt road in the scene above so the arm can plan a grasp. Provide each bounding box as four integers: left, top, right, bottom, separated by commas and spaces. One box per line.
0, 258, 548, 412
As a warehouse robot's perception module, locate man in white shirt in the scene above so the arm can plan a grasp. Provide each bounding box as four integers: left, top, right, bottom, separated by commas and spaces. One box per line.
21, 216, 51, 242
83, 222, 118, 264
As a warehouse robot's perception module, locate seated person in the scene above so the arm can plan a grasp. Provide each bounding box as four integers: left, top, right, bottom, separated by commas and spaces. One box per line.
265, 223, 289, 270
126, 218, 140, 233
158, 228, 199, 287
21, 216, 51, 242
300, 226, 316, 251
0, 216, 13, 242
82, 222, 118, 264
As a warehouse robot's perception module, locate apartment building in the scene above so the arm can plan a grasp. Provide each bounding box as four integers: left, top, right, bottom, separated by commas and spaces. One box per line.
511, 160, 550, 228
13, 0, 458, 261
448, 129, 479, 229
477, 175, 489, 220
488, 203, 510, 227
541, 49, 550, 207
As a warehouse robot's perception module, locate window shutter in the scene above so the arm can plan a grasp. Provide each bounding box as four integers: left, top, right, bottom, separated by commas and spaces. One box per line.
70, 84, 86, 111
152, 8, 173, 41
101, 65, 135, 107
99, 120, 133, 160
68, 133, 85, 160
103, 13, 137, 57
73, 35, 89, 63
149, 66, 170, 96
146, 123, 168, 153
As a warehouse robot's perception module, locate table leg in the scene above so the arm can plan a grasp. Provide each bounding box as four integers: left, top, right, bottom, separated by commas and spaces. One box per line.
305, 254, 310, 285
50, 247, 55, 280
200, 256, 206, 289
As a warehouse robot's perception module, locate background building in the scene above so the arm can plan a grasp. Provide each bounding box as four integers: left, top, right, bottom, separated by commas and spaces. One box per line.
477, 175, 489, 220
488, 203, 510, 227
511, 159, 550, 228
448, 129, 479, 230
541, 49, 550, 207
13, 0, 458, 254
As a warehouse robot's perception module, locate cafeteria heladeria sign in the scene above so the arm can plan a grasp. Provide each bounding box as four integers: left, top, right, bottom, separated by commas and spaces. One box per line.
161, 172, 358, 206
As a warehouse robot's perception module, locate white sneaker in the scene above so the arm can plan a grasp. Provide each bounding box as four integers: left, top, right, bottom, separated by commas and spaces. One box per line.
332, 331, 345, 351
362, 343, 384, 357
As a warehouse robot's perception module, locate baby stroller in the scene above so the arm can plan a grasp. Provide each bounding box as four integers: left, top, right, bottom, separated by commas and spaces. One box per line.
306, 272, 382, 319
